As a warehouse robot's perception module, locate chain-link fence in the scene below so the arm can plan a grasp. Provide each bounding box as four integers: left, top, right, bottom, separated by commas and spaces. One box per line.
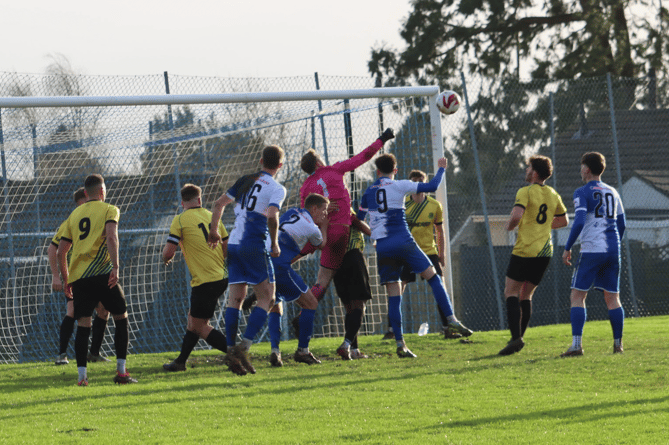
0, 70, 667, 363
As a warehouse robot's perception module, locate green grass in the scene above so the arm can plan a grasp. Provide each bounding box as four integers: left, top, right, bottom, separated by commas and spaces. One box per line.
2, 316, 668, 444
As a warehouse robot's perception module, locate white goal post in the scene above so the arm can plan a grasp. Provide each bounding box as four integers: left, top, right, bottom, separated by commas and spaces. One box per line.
0, 86, 453, 363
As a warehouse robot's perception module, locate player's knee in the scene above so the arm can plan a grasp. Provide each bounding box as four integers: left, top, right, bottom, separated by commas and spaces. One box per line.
112, 312, 128, 321
420, 267, 436, 280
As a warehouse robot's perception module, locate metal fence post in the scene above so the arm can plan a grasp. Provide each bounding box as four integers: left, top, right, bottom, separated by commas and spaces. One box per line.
314, 72, 329, 164
461, 72, 505, 330
606, 73, 639, 317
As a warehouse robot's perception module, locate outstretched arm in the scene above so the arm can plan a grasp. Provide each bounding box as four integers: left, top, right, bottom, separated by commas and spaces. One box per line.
334, 128, 394, 173
416, 158, 447, 193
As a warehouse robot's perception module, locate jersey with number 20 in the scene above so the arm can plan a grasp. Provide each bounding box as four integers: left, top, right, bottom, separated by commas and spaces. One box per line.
573, 180, 624, 254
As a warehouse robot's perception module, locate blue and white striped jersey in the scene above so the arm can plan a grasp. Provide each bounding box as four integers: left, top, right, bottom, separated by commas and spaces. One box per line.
572, 181, 625, 254
226, 171, 286, 247
275, 208, 323, 263
359, 177, 420, 240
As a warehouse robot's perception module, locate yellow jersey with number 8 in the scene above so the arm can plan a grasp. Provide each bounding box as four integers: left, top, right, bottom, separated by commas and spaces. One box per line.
512, 184, 567, 258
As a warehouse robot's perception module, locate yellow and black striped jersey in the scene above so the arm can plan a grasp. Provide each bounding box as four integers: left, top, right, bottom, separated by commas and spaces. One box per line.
167, 207, 229, 287
404, 195, 443, 256
512, 184, 567, 258
347, 225, 365, 252
61, 200, 119, 283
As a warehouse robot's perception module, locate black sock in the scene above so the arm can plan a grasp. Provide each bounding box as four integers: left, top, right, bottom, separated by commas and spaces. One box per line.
59, 316, 75, 355
114, 317, 129, 360
506, 297, 521, 340
345, 308, 363, 343
520, 300, 532, 337
437, 305, 448, 327
176, 330, 200, 363
351, 336, 359, 350
75, 326, 91, 368
89, 315, 108, 356
204, 329, 227, 354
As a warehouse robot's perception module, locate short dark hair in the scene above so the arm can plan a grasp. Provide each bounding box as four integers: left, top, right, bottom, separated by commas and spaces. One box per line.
375, 154, 397, 174
300, 149, 323, 175
180, 183, 202, 202
73, 187, 86, 203
408, 170, 427, 182
304, 193, 329, 210
262, 145, 285, 170
84, 174, 104, 195
581, 152, 606, 176
528, 155, 553, 181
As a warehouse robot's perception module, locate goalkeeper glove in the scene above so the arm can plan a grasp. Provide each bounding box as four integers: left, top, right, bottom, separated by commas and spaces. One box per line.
379, 128, 395, 143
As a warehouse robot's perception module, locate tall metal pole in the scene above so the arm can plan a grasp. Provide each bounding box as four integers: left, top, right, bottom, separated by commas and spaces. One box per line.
549, 93, 561, 323
461, 72, 505, 329
343, 99, 356, 203
429, 91, 454, 301
606, 73, 638, 317
0, 109, 16, 286
314, 73, 329, 164
31, 124, 41, 233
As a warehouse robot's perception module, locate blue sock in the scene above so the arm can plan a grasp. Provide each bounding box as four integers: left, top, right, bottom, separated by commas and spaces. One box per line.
243, 307, 268, 342
298, 309, 316, 349
570, 307, 586, 337
427, 274, 454, 317
268, 312, 282, 350
225, 307, 241, 347
388, 296, 403, 341
608, 307, 624, 340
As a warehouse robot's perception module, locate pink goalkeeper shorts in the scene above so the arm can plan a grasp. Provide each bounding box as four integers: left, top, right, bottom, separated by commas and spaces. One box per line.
320, 223, 350, 270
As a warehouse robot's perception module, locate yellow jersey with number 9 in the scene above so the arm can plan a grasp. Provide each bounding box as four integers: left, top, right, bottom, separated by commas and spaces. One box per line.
512, 184, 567, 258
61, 200, 120, 283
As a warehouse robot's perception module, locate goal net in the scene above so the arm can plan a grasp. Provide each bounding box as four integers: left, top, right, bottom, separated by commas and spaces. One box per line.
0, 86, 450, 363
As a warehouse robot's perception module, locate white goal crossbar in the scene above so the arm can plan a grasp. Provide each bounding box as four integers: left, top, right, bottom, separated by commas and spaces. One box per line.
0, 86, 439, 108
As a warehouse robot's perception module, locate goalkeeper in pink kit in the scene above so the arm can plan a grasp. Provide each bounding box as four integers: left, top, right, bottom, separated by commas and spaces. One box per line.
299, 128, 395, 301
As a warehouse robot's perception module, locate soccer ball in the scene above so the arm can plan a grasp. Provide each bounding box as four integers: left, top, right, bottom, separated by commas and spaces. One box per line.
436, 90, 461, 115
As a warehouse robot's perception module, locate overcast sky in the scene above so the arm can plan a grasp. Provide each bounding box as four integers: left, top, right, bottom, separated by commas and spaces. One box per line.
1, 0, 411, 78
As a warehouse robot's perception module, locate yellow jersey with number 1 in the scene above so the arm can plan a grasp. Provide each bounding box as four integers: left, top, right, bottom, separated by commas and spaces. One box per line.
167, 207, 229, 287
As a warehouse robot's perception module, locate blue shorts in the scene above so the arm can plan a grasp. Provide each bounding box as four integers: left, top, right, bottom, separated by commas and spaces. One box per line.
375, 235, 432, 285
228, 243, 275, 286
571, 252, 620, 293
272, 260, 308, 303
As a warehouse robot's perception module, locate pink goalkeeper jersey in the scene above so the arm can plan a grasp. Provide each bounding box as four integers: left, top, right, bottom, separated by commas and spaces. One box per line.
300, 139, 383, 225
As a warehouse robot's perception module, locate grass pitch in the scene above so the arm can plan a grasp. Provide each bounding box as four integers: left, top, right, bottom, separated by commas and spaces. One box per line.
2, 316, 667, 444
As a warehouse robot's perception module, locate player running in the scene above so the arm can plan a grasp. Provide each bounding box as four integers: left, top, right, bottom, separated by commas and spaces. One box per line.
358, 154, 473, 358
561, 152, 626, 357
57, 174, 136, 386
161, 184, 230, 372
208, 145, 286, 376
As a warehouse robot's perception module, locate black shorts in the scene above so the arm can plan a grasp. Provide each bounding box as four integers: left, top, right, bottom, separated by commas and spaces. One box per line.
505, 255, 551, 286
71, 273, 126, 319
333, 249, 372, 303
401, 254, 442, 283
190, 278, 228, 320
